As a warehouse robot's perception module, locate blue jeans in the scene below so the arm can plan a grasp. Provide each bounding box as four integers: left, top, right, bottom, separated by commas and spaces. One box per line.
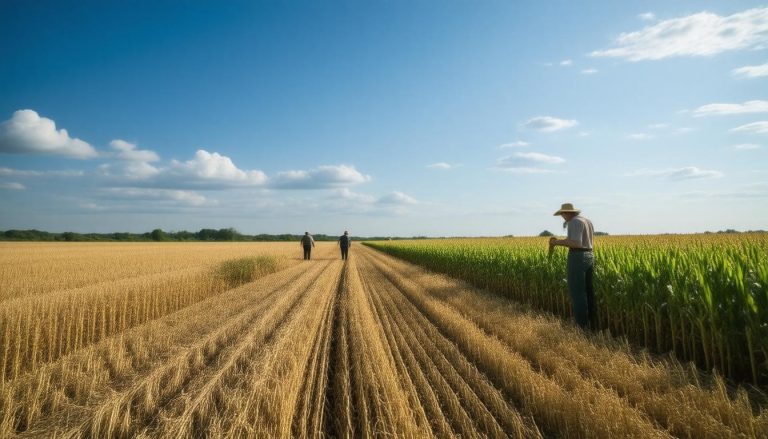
567, 250, 596, 329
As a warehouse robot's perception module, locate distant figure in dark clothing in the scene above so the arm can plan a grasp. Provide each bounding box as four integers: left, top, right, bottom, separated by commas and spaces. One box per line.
301, 232, 315, 260
338, 231, 351, 260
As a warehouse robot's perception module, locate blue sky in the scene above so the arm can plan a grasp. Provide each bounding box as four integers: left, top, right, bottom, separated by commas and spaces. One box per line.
1, 0, 767, 236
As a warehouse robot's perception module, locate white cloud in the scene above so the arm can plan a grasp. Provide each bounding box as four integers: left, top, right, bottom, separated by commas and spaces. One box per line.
648, 123, 669, 129
102, 187, 209, 206
426, 162, 454, 170
495, 152, 565, 173
511, 152, 566, 164
0, 182, 25, 190
170, 149, 268, 186
271, 164, 370, 189
678, 183, 768, 199
499, 140, 530, 148
628, 166, 724, 180
99, 161, 161, 180
590, 7, 768, 61
581, 68, 599, 74
522, 116, 578, 132
732, 61, 768, 78
0, 167, 84, 177
627, 133, 655, 140
674, 127, 695, 134
731, 121, 768, 134
377, 191, 418, 205
560, 59, 573, 66
110, 139, 160, 162
638, 12, 656, 21
495, 167, 556, 174
334, 188, 376, 203
731, 143, 761, 150
0, 109, 97, 159
578, 131, 591, 137
694, 100, 768, 116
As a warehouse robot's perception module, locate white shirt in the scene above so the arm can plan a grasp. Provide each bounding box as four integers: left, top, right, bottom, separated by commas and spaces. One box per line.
567, 214, 594, 250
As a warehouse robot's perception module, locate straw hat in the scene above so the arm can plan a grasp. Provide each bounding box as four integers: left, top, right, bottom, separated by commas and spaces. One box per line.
553, 203, 581, 216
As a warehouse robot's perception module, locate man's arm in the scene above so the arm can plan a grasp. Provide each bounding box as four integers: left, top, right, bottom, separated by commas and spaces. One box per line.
549, 237, 582, 248
550, 219, 585, 249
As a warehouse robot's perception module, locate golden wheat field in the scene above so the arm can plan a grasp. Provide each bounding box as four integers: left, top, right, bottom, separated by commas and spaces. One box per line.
1, 242, 767, 438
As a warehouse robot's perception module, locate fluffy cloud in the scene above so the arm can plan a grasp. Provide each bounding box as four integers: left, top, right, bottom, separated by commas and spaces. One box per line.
509, 152, 566, 164
495, 167, 555, 174
731, 121, 768, 134
110, 139, 160, 162
638, 12, 656, 21
628, 166, 724, 180
678, 183, 768, 199
0, 182, 25, 190
101, 187, 208, 206
560, 59, 573, 66
522, 116, 578, 132
426, 162, 455, 170
731, 143, 761, 150
377, 191, 418, 205
0, 167, 84, 177
694, 100, 768, 116
499, 140, 530, 148
495, 152, 565, 173
271, 164, 370, 189
581, 68, 599, 74
732, 61, 768, 78
334, 188, 376, 203
590, 7, 768, 61
170, 150, 268, 186
0, 109, 97, 159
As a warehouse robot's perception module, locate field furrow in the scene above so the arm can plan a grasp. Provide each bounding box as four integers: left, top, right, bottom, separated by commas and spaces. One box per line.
3, 241, 766, 438
357, 251, 539, 438
8, 255, 329, 437
360, 246, 672, 438
364, 245, 767, 438
149, 260, 342, 438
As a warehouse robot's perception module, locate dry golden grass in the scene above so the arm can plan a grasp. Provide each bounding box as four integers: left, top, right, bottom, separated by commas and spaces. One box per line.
0, 243, 295, 381
1, 242, 766, 438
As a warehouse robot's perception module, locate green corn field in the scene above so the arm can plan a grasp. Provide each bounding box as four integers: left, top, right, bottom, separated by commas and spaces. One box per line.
365, 233, 768, 386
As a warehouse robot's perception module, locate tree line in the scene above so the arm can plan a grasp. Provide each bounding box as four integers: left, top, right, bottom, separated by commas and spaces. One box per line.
0, 228, 419, 242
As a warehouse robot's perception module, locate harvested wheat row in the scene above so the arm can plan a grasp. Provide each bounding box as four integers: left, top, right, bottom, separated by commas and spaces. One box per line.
361, 247, 671, 438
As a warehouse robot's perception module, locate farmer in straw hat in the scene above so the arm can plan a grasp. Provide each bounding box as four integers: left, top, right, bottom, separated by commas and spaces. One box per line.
549, 203, 596, 330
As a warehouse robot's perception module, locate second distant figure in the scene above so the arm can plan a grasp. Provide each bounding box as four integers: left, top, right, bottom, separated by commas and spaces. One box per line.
301, 232, 315, 260
338, 231, 352, 260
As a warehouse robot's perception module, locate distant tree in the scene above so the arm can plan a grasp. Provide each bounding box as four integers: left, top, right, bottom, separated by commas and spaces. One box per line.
196, 228, 218, 241
215, 228, 240, 241
595, 231, 609, 236
151, 228, 167, 241
539, 230, 554, 237
62, 232, 79, 241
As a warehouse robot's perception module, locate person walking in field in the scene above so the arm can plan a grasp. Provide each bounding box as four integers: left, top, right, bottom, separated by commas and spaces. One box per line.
338, 231, 351, 260
301, 232, 315, 260
548, 203, 596, 330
